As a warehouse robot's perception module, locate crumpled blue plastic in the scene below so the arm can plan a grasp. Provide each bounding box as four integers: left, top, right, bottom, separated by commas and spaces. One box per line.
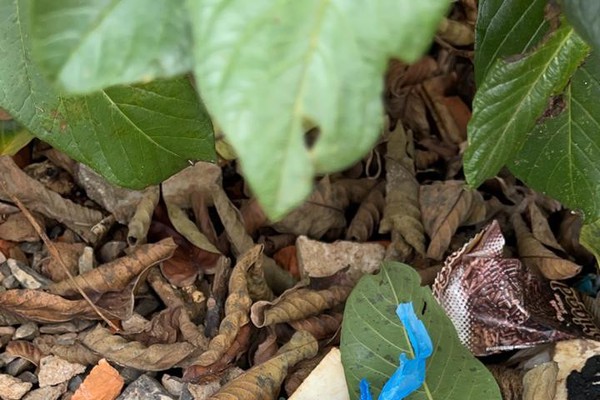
359, 302, 433, 400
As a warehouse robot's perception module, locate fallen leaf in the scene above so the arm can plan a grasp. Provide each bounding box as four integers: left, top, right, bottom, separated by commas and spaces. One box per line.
346, 181, 385, 242
0, 290, 99, 323
288, 348, 348, 400
523, 362, 558, 400
5, 340, 44, 366
127, 186, 159, 247
0, 212, 41, 242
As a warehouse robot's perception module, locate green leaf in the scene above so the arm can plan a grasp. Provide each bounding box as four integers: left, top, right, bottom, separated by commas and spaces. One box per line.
340, 262, 501, 400
464, 22, 589, 188
563, 0, 600, 55
188, 0, 450, 220
580, 217, 600, 266
0, 0, 214, 189
475, 0, 548, 85
0, 120, 33, 156
510, 53, 600, 221
31, 0, 192, 93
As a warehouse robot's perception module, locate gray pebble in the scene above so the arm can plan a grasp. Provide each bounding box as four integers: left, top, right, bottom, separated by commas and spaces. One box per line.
117, 374, 174, 400
14, 322, 39, 341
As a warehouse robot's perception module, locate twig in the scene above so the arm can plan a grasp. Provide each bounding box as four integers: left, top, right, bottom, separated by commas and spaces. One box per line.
0, 179, 119, 331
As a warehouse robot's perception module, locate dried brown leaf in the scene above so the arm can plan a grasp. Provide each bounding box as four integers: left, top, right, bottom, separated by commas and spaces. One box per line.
194, 246, 259, 366
0, 212, 41, 242
528, 202, 564, 251
41, 242, 85, 282
81, 325, 195, 371
48, 238, 176, 298
166, 202, 222, 255
251, 285, 351, 328
212, 184, 296, 293
0, 156, 103, 236
284, 349, 329, 396
162, 161, 222, 209
34, 335, 102, 366
253, 329, 279, 366
346, 181, 385, 242
288, 313, 343, 341
183, 323, 253, 383
0, 289, 98, 323
512, 214, 581, 280
6, 340, 44, 366
437, 17, 474, 46
273, 246, 299, 280
420, 180, 486, 260
487, 365, 523, 400
72, 359, 124, 400
127, 186, 159, 247
130, 307, 182, 346
272, 178, 376, 240
210, 331, 318, 400
421, 75, 465, 145
523, 362, 558, 400
558, 212, 594, 265
379, 123, 425, 259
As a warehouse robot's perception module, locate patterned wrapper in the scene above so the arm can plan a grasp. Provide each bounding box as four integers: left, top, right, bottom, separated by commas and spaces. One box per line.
433, 220, 600, 356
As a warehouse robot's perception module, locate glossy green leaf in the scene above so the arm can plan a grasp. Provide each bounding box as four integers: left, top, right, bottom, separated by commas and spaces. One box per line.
563, 0, 600, 55
188, 0, 450, 219
31, 0, 192, 93
580, 217, 600, 266
0, 120, 33, 156
464, 23, 589, 188
340, 262, 501, 400
510, 53, 600, 221
0, 0, 214, 189
475, 0, 548, 85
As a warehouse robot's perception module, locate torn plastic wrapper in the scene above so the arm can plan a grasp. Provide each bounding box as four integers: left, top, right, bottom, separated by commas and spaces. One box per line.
433, 220, 600, 356
359, 302, 433, 400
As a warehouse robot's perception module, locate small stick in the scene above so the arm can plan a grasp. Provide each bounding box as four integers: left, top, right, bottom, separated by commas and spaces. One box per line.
0, 179, 119, 331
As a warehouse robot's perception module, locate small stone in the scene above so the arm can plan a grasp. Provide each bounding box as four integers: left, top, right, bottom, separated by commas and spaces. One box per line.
19, 242, 42, 254
14, 322, 39, 340
117, 367, 145, 385
0, 326, 16, 336
0, 373, 33, 400
2, 274, 18, 289
6, 358, 33, 377
98, 241, 127, 264
117, 375, 173, 400
0, 352, 17, 367
184, 381, 220, 400
17, 371, 37, 385
78, 247, 95, 275
38, 356, 86, 387
67, 375, 83, 393
22, 383, 66, 400
161, 375, 183, 397
7, 259, 51, 289
55, 333, 77, 346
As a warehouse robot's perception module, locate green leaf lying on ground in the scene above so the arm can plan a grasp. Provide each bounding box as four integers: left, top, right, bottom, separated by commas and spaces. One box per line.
0, 0, 214, 189
474, 0, 548, 85
188, 0, 450, 220
563, 0, 600, 55
511, 53, 600, 222
464, 22, 589, 188
0, 120, 33, 156
30, 0, 192, 93
340, 262, 501, 400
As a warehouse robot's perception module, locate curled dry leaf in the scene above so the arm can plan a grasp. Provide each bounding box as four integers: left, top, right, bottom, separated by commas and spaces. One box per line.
81, 325, 195, 371
512, 214, 581, 280
251, 285, 351, 328
72, 359, 124, 400
558, 212, 594, 265
127, 186, 159, 247
421, 74, 466, 145
210, 330, 318, 400
6, 340, 44, 365
183, 323, 253, 383
193, 246, 260, 367
420, 180, 486, 260
527, 202, 564, 252
0, 156, 103, 237
437, 17, 475, 46
48, 238, 177, 298
379, 123, 426, 260
272, 178, 377, 239
34, 336, 101, 366
346, 181, 385, 242
245, 248, 274, 302
284, 350, 329, 397
211, 183, 296, 293
161, 161, 222, 209
288, 312, 343, 341
0, 289, 98, 323
166, 202, 222, 255
273, 246, 299, 279
253, 329, 279, 366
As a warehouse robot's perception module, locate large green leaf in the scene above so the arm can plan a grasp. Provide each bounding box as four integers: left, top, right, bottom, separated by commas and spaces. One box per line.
340, 262, 501, 400
510, 53, 600, 221
475, 0, 548, 85
0, 119, 33, 156
563, 0, 600, 55
464, 22, 589, 188
188, 0, 450, 220
0, 0, 214, 189
30, 0, 192, 93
